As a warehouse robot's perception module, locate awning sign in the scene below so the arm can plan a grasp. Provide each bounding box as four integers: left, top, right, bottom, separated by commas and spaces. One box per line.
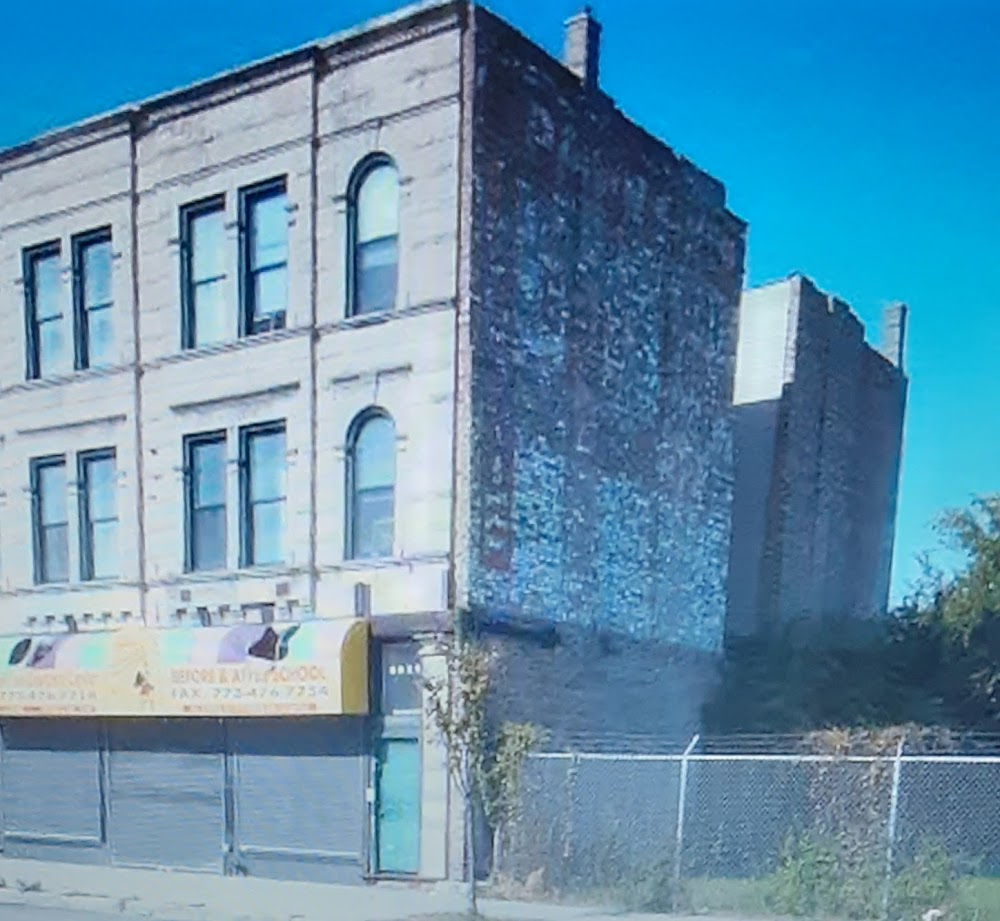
0, 619, 368, 718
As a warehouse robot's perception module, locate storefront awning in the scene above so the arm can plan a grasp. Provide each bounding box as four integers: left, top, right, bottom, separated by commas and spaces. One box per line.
0, 619, 368, 718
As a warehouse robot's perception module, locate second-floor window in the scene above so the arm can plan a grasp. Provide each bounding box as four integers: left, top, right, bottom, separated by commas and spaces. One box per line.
240, 179, 288, 336
184, 432, 227, 572
346, 410, 396, 559
25, 243, 69, 379
73, 228, 114, 369
79, 449, 118, 580
181, 197, 227, 349
240, 423, 286, 567
30, 456, 69, 584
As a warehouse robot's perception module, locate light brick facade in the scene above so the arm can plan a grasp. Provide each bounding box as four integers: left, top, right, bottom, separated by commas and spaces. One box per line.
0, 7, 462, 636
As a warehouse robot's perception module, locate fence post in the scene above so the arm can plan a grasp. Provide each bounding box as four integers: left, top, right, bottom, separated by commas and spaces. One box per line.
562, 753, 580, 876
881, 738, 905, 920
673, 734, 700, 910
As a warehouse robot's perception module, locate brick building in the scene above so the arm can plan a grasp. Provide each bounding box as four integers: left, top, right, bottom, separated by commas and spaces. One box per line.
0, 1, 744, 883
727, 275, 908, 636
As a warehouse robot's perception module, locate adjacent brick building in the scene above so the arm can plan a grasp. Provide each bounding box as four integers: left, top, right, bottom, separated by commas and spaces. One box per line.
727, 275, 908, 636
0, 1, 744, 884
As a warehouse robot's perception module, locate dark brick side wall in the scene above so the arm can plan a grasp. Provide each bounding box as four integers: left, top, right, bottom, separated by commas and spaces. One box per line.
463, 9, 746, 654
758, 278, 908, 624
486, 626, 716, 747
857, 346, 908, 615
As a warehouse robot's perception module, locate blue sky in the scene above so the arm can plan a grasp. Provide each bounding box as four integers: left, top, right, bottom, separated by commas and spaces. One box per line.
1, 0, 997, 602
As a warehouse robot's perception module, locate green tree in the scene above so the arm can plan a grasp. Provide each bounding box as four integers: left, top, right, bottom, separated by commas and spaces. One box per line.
907, 494, 1000, 719
706, 494, 1000, 734
423, 631, 541, 916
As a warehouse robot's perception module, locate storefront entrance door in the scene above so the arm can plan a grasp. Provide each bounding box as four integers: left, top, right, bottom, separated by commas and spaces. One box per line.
374, 737, 420, 874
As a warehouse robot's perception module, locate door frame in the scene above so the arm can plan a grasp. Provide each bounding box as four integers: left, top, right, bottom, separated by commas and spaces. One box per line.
366, 637, 424, 879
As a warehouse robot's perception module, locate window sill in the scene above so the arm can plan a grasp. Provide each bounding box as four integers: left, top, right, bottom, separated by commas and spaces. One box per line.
318, 552, 449, 574
341, 308, 396, 328
152, 325, 308, 370
162, 565, 307, 586
332, 556, 409, 572
319, 297, 456, 335
1, 579, 140, 598
1, 362, 133, 397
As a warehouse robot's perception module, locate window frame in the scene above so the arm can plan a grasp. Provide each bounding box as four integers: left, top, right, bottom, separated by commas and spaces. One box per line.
238, 177, 288, 338
180, 194, 227, 351
379, 640, 423, 715
30, 454, 69, 585
77, 447, 118, 582
238, 420, 287, 569
72, 226, 114, 371
346, 153, 400, 318
345, 408, 396, 561
183, 430, 228, 573
23, 240, 64, 381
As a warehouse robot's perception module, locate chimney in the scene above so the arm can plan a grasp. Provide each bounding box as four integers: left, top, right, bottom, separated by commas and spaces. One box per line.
880, 302, 908, 370
563, 7, 602, 90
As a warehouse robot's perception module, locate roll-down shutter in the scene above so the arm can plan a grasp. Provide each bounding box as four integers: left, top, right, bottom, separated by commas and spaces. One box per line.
230, 717, 366, 882
1, 719, 102, 847
108, 719, 223, 871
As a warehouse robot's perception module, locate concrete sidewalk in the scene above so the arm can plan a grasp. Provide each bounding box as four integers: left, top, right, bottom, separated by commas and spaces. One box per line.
0, 859, 720, 921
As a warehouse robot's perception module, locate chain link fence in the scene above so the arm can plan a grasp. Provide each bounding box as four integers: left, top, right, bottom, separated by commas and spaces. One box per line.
503, 738, 1000, 917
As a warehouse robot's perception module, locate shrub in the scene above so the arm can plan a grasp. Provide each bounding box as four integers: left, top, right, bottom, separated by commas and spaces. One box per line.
623, 856, 690, 914
766, 832, 860, 917
767, 832, 965, 920
890, 840, 959, 920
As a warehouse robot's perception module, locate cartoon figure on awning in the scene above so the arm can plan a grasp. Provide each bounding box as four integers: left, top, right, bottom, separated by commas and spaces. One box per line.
218, 623, 301, 664
7, 635, 70, 669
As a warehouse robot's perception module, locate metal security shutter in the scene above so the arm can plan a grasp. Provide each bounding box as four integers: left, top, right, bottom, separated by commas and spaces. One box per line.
1, 719, 102, 848
108, 719, 223, 872
230, 717, 366, 882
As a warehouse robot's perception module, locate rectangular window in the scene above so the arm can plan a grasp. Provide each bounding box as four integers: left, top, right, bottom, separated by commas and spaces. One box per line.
72, 228, 114, 369
184, 432, 227, 572
30, 456, 69, 584
79, 449, 118, 580
380, 642, 423, 714
240, 179, 288, 336
181, 196, 227, 349
240, 422, 286, 567
24, 242, 69, 379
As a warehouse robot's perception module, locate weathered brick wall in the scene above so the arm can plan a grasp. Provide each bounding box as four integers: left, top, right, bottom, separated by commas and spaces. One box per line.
811, 295, 864, 619
727, 398, 781, 636
746, 276, 908, 628
727, 282, 793, 636
487, 624, 716, 747
856, 345, 908, 616
462, 9, 746, 654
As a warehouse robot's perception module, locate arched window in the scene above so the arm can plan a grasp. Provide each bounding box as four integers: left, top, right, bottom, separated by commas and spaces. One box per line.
347, 155, 399, 316
346, 410, 396, 559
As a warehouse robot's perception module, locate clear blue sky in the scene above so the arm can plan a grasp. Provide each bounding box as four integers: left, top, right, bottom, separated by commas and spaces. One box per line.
1, 0, 997, 602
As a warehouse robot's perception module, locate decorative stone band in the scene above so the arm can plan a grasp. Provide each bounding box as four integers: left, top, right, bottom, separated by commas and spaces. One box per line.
0, 619, 368, 718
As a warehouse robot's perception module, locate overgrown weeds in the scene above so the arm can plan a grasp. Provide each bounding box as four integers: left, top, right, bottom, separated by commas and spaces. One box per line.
765, 832, 969, 920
